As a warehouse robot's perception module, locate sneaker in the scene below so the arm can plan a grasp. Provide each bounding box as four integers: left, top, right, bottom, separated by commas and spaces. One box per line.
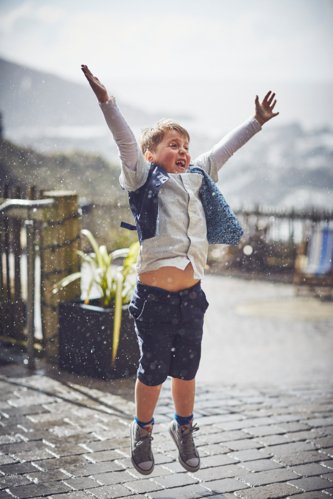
169, 420, 200, 472
130, 421, 154, 475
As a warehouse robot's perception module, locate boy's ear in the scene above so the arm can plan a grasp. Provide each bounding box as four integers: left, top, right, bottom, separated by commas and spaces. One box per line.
144, 150, 154, 162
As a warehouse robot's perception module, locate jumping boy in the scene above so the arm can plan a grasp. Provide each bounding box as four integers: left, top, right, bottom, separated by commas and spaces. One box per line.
81, 64, 278, 475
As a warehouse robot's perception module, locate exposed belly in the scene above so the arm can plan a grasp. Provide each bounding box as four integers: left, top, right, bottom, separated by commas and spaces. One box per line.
139, 263, 199, 291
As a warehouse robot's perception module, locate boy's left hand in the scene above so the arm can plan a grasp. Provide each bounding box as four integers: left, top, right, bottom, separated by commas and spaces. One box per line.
255, 91, 279, 126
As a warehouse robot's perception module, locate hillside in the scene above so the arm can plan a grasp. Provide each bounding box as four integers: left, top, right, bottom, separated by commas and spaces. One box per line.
0, 139, 125, 205
217, 123, 333, 210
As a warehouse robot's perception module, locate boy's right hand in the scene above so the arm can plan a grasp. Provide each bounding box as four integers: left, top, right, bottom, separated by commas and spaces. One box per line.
81, 65, 110, 103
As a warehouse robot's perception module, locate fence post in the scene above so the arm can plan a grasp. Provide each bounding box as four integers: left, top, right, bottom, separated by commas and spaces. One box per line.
41, 191, 81, 361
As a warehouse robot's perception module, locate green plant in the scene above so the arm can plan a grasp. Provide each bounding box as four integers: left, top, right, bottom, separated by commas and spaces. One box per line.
53, 229, 139, 365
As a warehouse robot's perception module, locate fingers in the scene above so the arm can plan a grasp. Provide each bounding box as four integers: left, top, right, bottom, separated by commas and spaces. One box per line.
271, 99, 277, 110
81, 64, 95, 80
263, 91, 276, 106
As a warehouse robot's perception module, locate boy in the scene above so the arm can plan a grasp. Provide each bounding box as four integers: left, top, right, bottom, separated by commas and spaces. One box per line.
81, 64, 278, 475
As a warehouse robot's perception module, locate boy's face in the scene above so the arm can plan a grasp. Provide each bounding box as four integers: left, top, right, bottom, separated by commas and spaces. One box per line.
145, 130, 191, 174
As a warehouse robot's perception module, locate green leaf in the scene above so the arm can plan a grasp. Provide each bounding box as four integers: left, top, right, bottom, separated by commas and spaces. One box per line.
52, 272, 81, 294
112, 272, 123, 366
81, 229, 103, 269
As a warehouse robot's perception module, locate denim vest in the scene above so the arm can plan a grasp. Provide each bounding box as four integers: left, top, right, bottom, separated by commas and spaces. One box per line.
121, 163, 243, 245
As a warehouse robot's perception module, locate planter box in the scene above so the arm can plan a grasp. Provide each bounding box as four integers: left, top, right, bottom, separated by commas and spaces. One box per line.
58, 300, 140, 379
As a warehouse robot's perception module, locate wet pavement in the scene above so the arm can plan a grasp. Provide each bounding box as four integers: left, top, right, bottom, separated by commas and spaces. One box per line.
0, 274, 333, 498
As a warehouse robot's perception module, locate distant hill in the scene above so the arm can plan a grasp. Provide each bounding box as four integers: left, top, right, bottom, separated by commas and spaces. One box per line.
217, 122, 333, 210
0, 139, 125, 205
0, 57, 160, 129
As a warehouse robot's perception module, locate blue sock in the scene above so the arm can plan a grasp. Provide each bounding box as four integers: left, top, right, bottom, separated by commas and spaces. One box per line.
134, 417, 154, 428
175, 413, 193, 426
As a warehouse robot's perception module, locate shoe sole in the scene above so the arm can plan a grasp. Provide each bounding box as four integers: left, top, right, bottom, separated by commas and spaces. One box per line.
130, 423, 154, 476
169, 423, 200, 473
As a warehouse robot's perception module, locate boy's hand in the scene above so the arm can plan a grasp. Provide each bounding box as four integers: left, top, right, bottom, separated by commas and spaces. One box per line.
81, 64, 110, 103
255, 91, 279, 126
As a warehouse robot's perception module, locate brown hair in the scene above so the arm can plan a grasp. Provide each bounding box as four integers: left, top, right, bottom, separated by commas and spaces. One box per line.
140, 119, 190, 154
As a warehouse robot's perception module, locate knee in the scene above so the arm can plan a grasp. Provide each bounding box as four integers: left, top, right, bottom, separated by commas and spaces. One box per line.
138, 359, 169, 386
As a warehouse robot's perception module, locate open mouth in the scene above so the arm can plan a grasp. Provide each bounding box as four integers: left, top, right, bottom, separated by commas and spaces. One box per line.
175, 160, 186, 170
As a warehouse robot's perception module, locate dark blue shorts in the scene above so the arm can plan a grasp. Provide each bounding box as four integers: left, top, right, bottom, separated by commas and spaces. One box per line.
128, 281, 209, 386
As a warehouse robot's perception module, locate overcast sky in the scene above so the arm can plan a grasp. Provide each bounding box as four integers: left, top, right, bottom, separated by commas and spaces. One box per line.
1, 0, 333, 130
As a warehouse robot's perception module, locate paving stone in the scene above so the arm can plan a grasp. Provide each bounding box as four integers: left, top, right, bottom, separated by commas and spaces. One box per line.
197, 443, 230, 455
25, 469, 70, 483
285, 492, 332, 498
275, 450, 328, 466
323, 488, 333, 496
292, 462, 333, 477
323, 472, 333, 481
83, 438, 128, 452
204, 478, 249, 493
35, 455, 88, 471
88, 484, 135, 498
0, 491, 12, 498
9, 447, 57, 461
83, 449, 125, 462
0, 474, 32, 488
201, 454, 238, 468
196, 432, 241, 446
223, 438, 262, 451
191, 463, 246, 482
91, 470, 136, 485
6, 395, 56, 408
0, 435, 24, 445
63, 476, 100, 490
112, 495, 147, 499
279, 422, 311, 433
211, 430, 250, 443
65, 460, 124, 476
322, 447, 333, 457
312, 436, 333, 448
288, 476, 333, 492
0, 455, 17, 465
152, 472, 198, 489
304, 417, 333, 428
268, 441, 316, 456
240, 458, 283, 472
147, 484, 212, 498
124, 478, 164, 493
7, 481, 71, 498
320, 460, 333, 469
240, 467, 299, 486
0, 462, 40, 474
234, 482, 301, 498
226, 448, 272, 462
256, 434, 290, 446
49, 443, 91, 458
217, 419, 268, 431
41, 492, 93, 498
245, 425, 286, 437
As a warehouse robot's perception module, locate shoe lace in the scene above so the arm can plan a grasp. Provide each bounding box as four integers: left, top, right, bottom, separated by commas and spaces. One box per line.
180, 423, 199, 456
134, 428, 153, 458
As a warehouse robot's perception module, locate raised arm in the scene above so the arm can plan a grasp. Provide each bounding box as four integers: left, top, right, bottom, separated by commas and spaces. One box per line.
194, 91, 279, 181
81, 65, 148, 190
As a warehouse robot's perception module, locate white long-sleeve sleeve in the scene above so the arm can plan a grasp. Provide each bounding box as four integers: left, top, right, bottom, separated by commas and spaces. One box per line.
194, 117, 261, 182
99, 98, 149, 191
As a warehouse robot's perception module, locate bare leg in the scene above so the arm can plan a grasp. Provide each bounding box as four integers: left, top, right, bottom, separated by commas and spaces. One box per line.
135, 379, 162, 422
171, 377, 196, 417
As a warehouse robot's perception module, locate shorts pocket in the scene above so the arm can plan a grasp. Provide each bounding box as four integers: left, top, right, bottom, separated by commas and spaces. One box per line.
199, 290, 209, 313
128, 299, 147, 320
